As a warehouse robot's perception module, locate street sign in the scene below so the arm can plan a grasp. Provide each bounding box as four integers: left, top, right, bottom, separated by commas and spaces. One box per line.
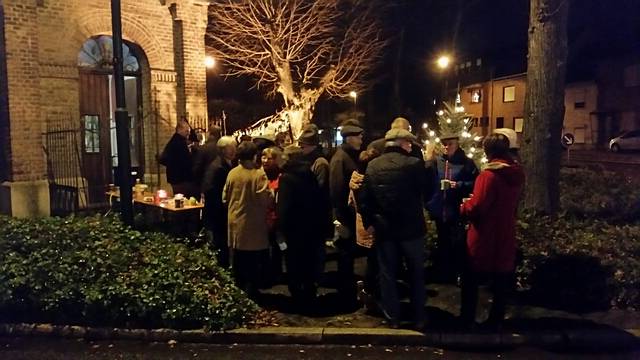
562, 133, 575, 147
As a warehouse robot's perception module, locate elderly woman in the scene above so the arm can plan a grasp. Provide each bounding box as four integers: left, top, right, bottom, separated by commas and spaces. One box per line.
223, 141, 274, 298
459, 133, 525, 328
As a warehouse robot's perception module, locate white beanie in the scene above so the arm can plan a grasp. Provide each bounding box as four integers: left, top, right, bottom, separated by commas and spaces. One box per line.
493, 128, 519, 149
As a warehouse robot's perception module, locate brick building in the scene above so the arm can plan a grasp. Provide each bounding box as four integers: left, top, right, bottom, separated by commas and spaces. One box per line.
0, 0, 210, 217
458, 56, 640, 149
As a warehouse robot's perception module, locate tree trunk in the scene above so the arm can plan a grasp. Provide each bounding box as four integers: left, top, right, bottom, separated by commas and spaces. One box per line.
521, 0, 569, 215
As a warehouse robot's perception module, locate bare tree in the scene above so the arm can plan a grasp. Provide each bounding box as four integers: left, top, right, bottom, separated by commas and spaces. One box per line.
207, 0, 388, 137
521, 0, 569, 215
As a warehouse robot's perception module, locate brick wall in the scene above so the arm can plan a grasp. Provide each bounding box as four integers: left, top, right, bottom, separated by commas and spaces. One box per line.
2, 0, 209, 190
0, 2, 11, 182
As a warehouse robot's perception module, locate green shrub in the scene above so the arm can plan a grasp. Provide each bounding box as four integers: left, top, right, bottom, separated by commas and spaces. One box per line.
517, 215, 640, 311
559, 167, 640, 221
0, 215, 258, 330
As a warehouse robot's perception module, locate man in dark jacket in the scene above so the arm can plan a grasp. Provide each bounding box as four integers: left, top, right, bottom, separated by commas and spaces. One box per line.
329, 118, 363, 306
201, 136, 236, 268
359, 128, 428, 329
159, 120, 197, 197
277, 145, 327, 307
193, 125, 222, 192
425, 134, 478, 283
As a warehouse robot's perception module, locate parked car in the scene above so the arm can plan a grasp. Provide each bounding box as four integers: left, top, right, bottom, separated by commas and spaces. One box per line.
609, 130, 640, 152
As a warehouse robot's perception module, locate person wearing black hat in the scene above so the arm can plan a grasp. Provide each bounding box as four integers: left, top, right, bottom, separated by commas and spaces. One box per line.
425, 133, 478, 283
358, 128, 429, 329
329, 118, 364, 307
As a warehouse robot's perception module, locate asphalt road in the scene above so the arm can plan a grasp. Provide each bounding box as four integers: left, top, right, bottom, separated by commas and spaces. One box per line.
1, 338, 639, 360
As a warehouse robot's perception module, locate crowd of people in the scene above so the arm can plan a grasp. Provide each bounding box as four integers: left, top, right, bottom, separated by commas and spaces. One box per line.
159, 116, 525, 330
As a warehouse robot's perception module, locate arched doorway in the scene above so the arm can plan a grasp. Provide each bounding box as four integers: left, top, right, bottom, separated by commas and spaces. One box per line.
77, 35, 146, 204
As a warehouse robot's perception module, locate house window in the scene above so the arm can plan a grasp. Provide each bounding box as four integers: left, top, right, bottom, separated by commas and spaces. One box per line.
503, 86, 515, 102
574, 101, 586, 109
83, 115, 100, 153
496, 117, 505, 128
514, 117, 524, 133
471, 89, 481, 103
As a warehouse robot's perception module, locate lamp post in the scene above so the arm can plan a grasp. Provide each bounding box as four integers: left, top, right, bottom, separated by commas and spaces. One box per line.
349, 91, 357, 111
204, 55, 216, 69
111, 0, 133, 225
436, 54, 451, 106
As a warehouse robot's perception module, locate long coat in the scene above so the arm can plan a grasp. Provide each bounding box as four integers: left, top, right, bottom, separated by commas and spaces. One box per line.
223, 162, 273, 251
460, 158, 525, 273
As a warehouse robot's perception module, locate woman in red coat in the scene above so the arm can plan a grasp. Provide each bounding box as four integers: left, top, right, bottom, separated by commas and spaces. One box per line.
459, 133, 525, 327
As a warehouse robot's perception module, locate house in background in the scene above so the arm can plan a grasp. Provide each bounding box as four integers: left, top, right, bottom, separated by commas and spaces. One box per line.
456, 56, 640, 149
0, 0, 210, 218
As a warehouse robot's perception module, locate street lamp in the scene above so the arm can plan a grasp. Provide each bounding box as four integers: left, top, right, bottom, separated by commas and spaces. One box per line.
436, 55, 451, 70
204, 56, 216, 69
349, 91, 357, 110
435, 54, 452, 106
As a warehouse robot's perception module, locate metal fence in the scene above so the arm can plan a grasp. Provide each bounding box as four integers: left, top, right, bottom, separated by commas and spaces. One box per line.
43, 115, 87, 216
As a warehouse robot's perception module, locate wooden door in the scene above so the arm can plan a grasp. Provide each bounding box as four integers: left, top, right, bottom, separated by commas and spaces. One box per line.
79, 72, 112, 204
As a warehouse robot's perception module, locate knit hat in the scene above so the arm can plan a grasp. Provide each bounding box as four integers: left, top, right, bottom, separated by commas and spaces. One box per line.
340, 119, 363, 137
298, 124, 320, 146
384, 128, 417, 143
493, 128, 519, 149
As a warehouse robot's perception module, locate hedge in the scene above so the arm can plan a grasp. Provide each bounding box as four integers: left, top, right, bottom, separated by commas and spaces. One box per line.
515, 167, 640, 312
0, 215, 258, 330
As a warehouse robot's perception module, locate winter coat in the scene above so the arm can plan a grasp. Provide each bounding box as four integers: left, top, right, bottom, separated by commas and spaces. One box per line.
302, 147, 333, 238
460, 158, 525, 273
223, 162, 273, 251
202, 156, 234, 232
329, 143, 360, 229
159, 133, 194, 185
359, 147, 428, 242
426, 148, 478, 222
192, 139, 219, 191
277, 159, 327, 247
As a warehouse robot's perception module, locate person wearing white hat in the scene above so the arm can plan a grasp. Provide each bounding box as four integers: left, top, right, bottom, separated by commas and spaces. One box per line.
493, 128, 521, 163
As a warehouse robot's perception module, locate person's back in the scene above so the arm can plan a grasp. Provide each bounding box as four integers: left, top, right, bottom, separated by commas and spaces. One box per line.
363, 148, 426, 241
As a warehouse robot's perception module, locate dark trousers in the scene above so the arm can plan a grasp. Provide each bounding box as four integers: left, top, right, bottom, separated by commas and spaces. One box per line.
460, 269, 513, 324
286, 242, 319, 303
434, 219, 466, 281
209, 227, 229, 268
377, 237, 426, 325
364, 245, 379, 297
232, 249, 268, 298
269, 231, 284, 283
336, 235, 357, 305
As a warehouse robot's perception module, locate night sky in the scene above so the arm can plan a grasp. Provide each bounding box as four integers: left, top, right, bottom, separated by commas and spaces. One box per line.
207, 0, 640, 134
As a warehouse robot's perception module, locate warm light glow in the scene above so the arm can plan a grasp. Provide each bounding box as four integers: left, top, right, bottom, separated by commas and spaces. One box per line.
470, 147, 476, 152
435, 137, 441, 143
349, 91, 357, 99
437, 110, 444, 116
446, 118, 452, 124
204, 56, 216, 69
422, 123, 428, 129
429, 130, 435, 137
436, 55, 451, 69
474, 136, 482, 141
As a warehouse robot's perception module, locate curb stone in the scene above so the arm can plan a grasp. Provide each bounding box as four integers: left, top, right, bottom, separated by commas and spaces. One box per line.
0, 323, 638, 350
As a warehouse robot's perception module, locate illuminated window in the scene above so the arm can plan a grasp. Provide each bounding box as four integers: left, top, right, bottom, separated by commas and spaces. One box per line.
78, 35, 139, 73
83, 115, 100, 153
503, 86, 515, 102
471, 89, 481, 103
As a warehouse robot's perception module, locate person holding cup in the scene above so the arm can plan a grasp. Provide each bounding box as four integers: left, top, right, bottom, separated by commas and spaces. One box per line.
425, 133, 478, 283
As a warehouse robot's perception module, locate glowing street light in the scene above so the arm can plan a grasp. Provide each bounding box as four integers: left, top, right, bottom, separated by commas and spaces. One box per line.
436, 55, 451, 70
349, 91, 357, 110
204, 56, 216, 69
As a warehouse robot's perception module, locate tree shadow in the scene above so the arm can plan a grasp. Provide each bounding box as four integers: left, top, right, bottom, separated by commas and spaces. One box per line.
518, 254, 613, 313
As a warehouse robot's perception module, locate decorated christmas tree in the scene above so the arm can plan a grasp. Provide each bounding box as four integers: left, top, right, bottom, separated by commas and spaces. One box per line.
422, 101, 486, 167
